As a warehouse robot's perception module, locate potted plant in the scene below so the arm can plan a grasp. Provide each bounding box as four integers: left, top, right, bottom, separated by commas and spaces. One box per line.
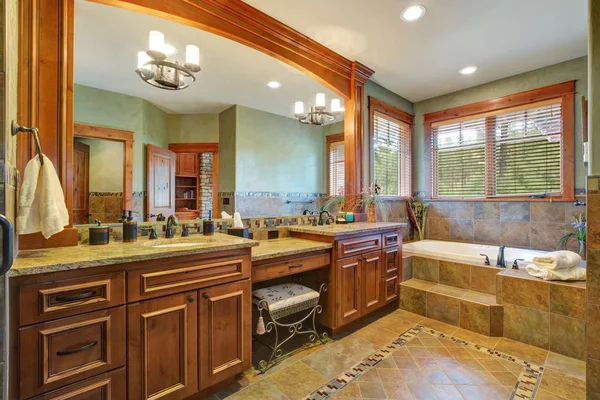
406, 197, 428, 241
558, 213, 586, 257
358, 183, 387, 223
321, 187, 345, 214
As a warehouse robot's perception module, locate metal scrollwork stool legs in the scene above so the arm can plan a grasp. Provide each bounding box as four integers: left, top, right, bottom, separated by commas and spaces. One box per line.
255, 283, 328, 373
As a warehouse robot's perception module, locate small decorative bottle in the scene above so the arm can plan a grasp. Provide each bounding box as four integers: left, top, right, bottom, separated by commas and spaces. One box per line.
123, 210, 138, 243
203, 210, 215, 236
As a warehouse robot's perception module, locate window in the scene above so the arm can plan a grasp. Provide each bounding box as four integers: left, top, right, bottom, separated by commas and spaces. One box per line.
369, 97, 414, 197
327, 133, 344, 196
425, 82, 575, 200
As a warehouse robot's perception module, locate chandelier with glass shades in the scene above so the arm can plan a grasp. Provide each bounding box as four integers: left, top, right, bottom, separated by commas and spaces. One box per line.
294, 93, 344, 125
135, 30, 201, 90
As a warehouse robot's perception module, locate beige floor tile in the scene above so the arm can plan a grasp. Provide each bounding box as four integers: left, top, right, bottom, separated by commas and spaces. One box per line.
534, 388, 568, 400
376, 368, 403, 382
445, 369, 479, 385
436, 358, 462, 370
453, 327, 501, 348
392, 347, 411, 357
405, 338, 425, 347
493, 337, 548, 365
490, 371, 518, 386
406, 382, 441, 399
415, 357, 438, 369
431, 384, 464, 400
420, 318, 460, 335
429, 346, 454, 359
222, 380, 288, 400
457, 358, 486, 372
375, 357, 398, 369
357, 368, 381, 382
479, 382, 512, 400
399, 369, 428, 383
478, 359, 508, 372
539, 367, 586, 400
358, 381, 387, 399
373, 314, 416, 334
422, 368, 453, 384
328, 335, 378, 361
381, 381, 412, 399
393, 309, 426, 323
455, 384, 489, 400
393, 356, 420, 370
300, 347, 359, 379
353, 325, 399, 347
267, 361, 328, 400
545, 351, 586, 380
420, 337, 445, 347
447, 347, 474, 359
408, 346, 433, 358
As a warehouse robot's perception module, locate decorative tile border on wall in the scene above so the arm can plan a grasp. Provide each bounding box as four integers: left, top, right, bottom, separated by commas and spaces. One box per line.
89, 192, 123, 197
302, 325, 544, 400
425, 195, 587, 251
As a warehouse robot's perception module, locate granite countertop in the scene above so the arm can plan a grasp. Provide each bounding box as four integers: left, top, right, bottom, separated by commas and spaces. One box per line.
251, 238, 333, 262
287, 222, 406, 237
10, 233, 258, 277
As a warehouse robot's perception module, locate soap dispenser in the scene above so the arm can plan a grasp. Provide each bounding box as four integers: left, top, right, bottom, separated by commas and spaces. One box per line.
123, 210, 138, 243
203, 210, 215, 236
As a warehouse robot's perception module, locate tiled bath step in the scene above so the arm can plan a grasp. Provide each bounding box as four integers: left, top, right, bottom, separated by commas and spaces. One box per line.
400, 279, 503, 337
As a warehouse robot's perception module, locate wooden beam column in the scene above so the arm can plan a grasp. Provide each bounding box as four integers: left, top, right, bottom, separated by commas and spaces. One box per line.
344, 62, 374, 205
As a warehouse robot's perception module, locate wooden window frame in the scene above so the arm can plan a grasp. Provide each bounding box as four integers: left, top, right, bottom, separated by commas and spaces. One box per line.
368, 96, 414, 199
326, 133, 345, 196
423, 81, 575, 202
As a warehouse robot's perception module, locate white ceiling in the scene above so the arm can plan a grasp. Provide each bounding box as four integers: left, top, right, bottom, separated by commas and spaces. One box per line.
243, 0, 588, 102
74, 0, 341, 116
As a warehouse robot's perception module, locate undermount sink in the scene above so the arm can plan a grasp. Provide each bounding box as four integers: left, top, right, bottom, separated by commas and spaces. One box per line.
143, 237, 217, 249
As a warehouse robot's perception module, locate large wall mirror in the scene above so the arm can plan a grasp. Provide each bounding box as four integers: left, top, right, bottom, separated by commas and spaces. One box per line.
72, 0, 345, 225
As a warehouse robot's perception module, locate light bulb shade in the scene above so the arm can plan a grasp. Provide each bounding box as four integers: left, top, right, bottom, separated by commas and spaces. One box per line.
185, 45, 200, 66
149, 30, 165, 52
331, 99, 341, 112
315, 93, 326, 107
295, 101, 304, 115
137, 51, 151, 70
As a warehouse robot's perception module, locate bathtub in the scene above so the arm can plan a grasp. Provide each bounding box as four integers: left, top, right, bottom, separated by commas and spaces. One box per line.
403, 239, 552, 267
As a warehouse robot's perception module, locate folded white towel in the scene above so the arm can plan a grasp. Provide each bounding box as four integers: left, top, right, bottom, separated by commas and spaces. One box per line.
532, 251, 581, 270
221, 211, 233, 219
17, 155, 69, 239
526, 264, 586, 281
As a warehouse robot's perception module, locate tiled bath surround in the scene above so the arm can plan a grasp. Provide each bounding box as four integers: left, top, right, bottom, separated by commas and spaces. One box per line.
587, 175, 600, 396
400, 256, 587, 362
425, 199, 586, 251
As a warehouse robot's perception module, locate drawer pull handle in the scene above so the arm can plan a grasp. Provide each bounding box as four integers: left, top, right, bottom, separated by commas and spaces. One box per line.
56, 340, 98, 356
188, 296, 195, 303
55, 291, 97, 302
288, 263, 304, 269
203, 292, 211, 299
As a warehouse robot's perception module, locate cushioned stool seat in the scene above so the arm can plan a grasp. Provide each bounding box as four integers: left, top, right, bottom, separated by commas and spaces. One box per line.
252, 283, 320, 320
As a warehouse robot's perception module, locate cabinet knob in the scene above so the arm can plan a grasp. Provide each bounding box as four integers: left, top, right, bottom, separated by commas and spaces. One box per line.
203, 292, 211, 299
188, 296, 195, 303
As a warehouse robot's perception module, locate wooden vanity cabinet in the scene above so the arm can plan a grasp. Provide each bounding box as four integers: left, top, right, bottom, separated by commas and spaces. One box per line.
9, 249, 253, 400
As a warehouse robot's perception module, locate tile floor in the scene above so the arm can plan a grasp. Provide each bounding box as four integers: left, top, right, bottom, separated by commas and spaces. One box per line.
210, 309, 586, 400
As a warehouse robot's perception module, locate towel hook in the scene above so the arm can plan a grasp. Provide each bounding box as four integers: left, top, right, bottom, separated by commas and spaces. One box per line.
11, 121, 44, 165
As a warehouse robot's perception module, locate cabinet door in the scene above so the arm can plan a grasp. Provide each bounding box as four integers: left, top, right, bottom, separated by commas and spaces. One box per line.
128, 292, 198, 400
382, 247, 400, 277
199, 280, 252, 390
362, 250, 382, 314
383, 275, 399, 303
336, 256, 362, 326
177, 153, 198, 176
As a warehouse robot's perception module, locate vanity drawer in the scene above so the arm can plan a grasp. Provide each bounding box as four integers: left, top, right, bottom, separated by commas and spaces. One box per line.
382, 231, 401, 248
336, 234, 381, 259
252, 252, 331, 282
19, 307, 126, 399
383, 275, 399, 303
127, 255, 251, 301
19, 272, 125, 326
30, 367, 126, 400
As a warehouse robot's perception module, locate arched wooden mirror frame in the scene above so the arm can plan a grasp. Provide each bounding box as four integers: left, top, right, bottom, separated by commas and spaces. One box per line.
17, 0, 374, 248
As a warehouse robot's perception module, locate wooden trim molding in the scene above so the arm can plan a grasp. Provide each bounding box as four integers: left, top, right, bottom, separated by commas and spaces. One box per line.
168, 143, 220, 217
368, 97, 414, 197
326, 133, 344, 196
423, 81, 576, 201
74, 123, 134, 211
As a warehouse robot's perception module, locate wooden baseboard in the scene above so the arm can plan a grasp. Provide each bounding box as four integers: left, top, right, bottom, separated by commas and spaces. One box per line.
18, 228, 79, 250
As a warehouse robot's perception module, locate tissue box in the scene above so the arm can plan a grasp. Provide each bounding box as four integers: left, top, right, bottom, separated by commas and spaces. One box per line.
228, 227, 249, 238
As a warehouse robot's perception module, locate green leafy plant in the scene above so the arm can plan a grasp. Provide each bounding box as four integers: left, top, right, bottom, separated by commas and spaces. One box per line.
356, 183, 391, 222
406, 197, 429, 241
321, 187, 345, 213
558, 213, 586, 255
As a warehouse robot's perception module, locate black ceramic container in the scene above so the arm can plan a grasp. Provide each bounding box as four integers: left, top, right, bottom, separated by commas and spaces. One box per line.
89, 220, 110, 245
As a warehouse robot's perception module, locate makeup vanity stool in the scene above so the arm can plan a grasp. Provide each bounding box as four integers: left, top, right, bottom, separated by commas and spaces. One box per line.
253, 283, 328, 372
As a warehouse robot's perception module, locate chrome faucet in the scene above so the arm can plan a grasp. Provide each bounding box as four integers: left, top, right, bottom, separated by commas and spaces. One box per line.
165, 215, 180, 239
496, 245, 506, 268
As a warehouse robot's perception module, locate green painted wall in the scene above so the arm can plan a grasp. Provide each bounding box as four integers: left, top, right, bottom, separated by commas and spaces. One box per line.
323, 121, 344, 137
218, 106, 236, 192
413, 56, 588, 192
167, 113, 219, 143
76, 138, 124, 192
235, 105, 325, 193
364, 80, 414, 188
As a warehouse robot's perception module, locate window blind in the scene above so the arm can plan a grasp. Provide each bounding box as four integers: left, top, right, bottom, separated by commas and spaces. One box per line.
328, 140, 344, 196
431, 100, 563, 198
373, 111, 411, 197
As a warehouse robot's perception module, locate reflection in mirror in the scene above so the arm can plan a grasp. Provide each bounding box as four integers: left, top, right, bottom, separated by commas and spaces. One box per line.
73, 0, 344, 225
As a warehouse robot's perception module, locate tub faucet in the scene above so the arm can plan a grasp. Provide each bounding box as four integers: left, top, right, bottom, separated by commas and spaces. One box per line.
496, 245, 506, 268
319, 210, 332, 225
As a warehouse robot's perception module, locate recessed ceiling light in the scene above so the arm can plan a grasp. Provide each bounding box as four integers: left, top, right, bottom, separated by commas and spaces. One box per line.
267, 81, 281, 89
459, 65, 479, 75
401, 5, 426, 22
